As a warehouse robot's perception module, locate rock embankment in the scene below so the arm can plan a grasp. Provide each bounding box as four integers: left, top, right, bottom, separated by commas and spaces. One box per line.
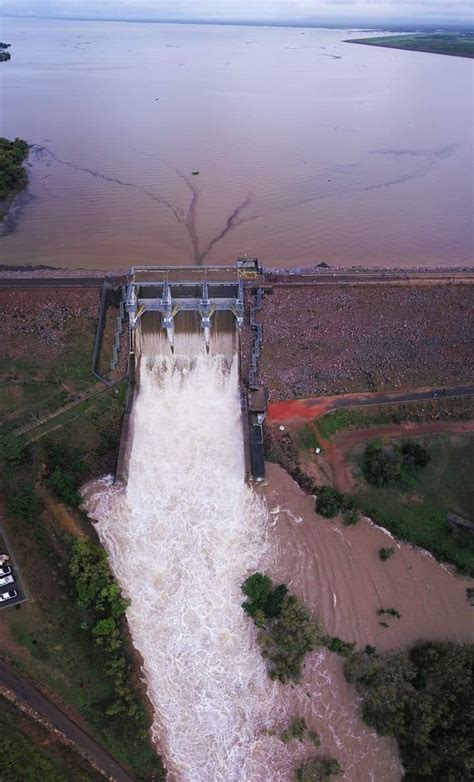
258, 283, 474, 399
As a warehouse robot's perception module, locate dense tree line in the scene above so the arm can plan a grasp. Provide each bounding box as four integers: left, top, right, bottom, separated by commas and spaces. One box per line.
345, 641, 474, 780
0, 137, 29, 202
69, 537, 141, 720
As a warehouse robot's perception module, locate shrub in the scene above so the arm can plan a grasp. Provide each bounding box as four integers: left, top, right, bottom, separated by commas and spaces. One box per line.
378, 547, 394, 561
0, 433, 24, 466
377, 608, 401, 619
342, 507, 359, 526
296, 756, 343, 781
281, 717, 307, 744
242, 572, 288, 619
362, 442, 402, 487
316, 486, 355, 518
7, 484, 40, 523
401, 441, 430, 469
48, 466, 82, 508
324, 636, 356, 657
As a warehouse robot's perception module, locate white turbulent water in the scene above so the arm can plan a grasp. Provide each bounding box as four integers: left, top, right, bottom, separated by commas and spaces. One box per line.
84, 326, 294, 781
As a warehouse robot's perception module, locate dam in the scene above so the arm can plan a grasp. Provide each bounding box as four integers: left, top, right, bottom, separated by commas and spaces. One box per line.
116, 259, 267, 484
84, 259, 298, 781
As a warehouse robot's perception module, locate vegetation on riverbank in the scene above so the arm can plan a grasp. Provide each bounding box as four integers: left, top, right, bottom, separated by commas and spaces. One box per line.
0, 138, 29, 212
345, 641, 474, 779
345, 32, 474, 59
0, 42, 11, 62
0, 387, 163, 779
0, 694, 105, 782
354, 434, 474, 575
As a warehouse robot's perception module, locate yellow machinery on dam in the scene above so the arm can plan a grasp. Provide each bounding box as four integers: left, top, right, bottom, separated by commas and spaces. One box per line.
117, 259, 267, 482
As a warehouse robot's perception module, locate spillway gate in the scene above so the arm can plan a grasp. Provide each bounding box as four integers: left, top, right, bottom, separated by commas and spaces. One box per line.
117, 260, 268, 483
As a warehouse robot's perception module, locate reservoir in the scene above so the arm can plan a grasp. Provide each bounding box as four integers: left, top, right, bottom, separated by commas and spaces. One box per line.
0, 18, 472, 268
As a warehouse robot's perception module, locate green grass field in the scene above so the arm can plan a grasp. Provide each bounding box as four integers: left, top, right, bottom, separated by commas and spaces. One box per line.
353, 434, 474, 575
0, 320, 98, 432
316, 397, 474, 440
345, 32, 474, 58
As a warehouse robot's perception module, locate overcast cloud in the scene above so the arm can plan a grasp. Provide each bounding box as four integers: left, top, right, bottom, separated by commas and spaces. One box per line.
0, 0, 472, 25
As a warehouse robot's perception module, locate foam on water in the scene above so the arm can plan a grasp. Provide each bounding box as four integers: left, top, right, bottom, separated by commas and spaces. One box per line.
84, 324, 293, 780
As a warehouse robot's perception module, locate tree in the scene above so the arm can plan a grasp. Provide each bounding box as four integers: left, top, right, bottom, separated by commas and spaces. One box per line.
260, 595, 321, 683
401, 441, 430, 469
316, 486, 355, 518
344, 641, 474, 780
362, 442, 402, 487
242, 572, 287, 619
0, 433, 24, 465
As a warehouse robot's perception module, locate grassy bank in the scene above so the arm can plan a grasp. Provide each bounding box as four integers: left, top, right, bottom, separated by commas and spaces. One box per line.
345, 32, 474, 58
353, 433, 474, 575
0, 315, 98, 433
317, 396, 474, 440
0, 693, 106, 782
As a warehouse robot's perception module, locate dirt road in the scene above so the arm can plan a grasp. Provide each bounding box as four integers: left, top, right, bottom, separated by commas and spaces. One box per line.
0, 659, 136, 782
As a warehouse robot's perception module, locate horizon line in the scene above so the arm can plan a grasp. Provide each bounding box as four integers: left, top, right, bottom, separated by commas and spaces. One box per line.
0, 13, 473, 32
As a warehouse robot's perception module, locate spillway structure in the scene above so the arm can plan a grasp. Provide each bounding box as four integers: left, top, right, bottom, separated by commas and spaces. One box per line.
116, 259, 268, 483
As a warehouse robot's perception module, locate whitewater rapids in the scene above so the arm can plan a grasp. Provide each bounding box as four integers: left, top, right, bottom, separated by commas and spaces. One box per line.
84, 325, 294, 781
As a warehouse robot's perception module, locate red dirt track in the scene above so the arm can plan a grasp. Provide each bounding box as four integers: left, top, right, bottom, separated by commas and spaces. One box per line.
268, 385, 474, 424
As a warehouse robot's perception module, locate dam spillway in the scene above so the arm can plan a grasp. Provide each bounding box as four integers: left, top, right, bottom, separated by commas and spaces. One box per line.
83, 262, 298, 780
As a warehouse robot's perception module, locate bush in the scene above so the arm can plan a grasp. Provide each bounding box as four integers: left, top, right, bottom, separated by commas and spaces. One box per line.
48, 466, 81, 508
316, 486, 355, 518
324, 635, 356, 657
401, 441, 430, 469
0, 433, 24, 466
281, 717, 307, 744
242, 572, 288, 619
7, 484, 40, 523
362, 442, 402, 487
296, 756, 343, 781
377, 608, 401, 619
378, 547, 394, 561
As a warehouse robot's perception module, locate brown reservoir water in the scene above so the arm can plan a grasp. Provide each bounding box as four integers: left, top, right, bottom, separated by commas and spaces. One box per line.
0, 18, 473, 269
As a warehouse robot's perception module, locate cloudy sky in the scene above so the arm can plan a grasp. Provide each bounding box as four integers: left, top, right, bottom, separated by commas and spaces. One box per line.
0, 0, 472, 25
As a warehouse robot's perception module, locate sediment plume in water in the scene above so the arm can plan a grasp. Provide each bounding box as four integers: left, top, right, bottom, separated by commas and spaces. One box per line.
84, 314, 295, 780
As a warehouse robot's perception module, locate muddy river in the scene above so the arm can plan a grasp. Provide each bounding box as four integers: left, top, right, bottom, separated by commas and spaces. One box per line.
260, 462, 474, 780
1, 18, 472, 269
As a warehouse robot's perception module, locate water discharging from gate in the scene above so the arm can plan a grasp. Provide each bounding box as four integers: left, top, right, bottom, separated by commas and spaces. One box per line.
84, 312, 292, 781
